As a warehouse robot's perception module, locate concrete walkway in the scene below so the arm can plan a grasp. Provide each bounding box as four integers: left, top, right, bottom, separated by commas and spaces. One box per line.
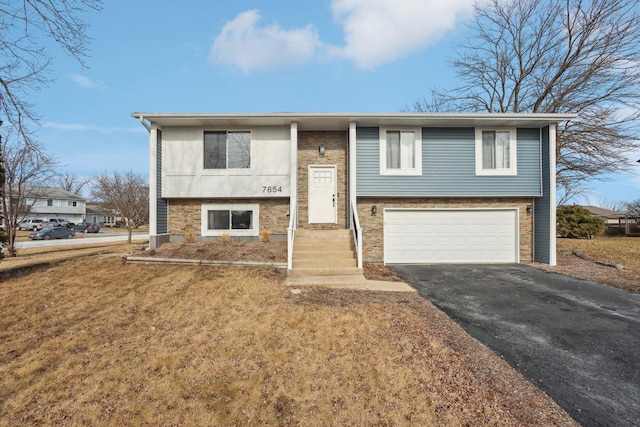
285, 274, 416, 292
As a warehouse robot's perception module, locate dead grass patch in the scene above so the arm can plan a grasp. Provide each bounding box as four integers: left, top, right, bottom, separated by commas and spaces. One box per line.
0, 258, 575, 426
553, 237, 640, 293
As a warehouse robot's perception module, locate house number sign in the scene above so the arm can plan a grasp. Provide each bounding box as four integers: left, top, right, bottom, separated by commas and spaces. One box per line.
262, 186, 283, 193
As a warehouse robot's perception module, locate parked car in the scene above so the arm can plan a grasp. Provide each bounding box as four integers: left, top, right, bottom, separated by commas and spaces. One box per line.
73, 222, 100, 233
48, 218, 72, 228
18, 219, 45, 231
29, 226, 75, 240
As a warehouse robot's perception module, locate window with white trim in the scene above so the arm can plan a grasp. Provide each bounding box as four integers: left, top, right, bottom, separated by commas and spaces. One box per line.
204, 131, 251, 169
475, 128, 517, 175
201, 204, 259, 237
379, 127, 422, 176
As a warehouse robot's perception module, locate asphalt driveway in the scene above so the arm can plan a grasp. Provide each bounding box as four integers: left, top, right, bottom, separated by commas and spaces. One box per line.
391, 264, 640, 427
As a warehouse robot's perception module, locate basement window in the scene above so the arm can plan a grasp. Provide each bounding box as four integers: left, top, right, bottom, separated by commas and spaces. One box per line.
201, 203, 259, 237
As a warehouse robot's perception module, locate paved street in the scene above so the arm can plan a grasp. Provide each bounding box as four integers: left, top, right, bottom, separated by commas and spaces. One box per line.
13, 230, 149, 249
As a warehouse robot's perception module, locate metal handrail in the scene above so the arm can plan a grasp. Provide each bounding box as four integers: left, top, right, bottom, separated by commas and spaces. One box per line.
287, 197, 297, 270
350, 199, 363, 269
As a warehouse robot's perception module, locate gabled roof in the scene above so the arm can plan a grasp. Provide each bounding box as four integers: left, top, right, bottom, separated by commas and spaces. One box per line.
86, 204, 113, 215
580, 205, 627, 219
131, 112, 576, 131
5, 185, 84, 201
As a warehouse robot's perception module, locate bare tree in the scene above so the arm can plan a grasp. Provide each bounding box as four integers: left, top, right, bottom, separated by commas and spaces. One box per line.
0, 131, 6, 254
55, 172, 91, 197
596, 198, 628, 212
625, 199, 640, 219
1, 0, 102, 139
412, 0, 640, 201
556, 186, 591, 207
0, 129, 58, 257
91, 171, 149, 243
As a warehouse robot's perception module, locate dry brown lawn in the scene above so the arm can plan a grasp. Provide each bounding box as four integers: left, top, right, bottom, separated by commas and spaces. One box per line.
0, 256, 575, 426
554, 236, 640, 293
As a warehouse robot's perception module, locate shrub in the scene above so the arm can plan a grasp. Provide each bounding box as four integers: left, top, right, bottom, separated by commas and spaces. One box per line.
261, 229, 270, 243
557, 205, 604, 238
219, 233, 231, 243
605, 227, 626, 236
185, 229, 196, 244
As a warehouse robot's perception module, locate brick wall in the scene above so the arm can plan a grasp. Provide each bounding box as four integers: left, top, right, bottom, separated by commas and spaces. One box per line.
356, 198, 535, 263
167, 198, 289, 241
297, 131, 348, 229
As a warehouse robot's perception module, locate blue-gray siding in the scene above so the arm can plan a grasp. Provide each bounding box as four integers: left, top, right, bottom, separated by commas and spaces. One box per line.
534, 126, 551, 263
156, 129, 168, 234
356, 127, 542, 196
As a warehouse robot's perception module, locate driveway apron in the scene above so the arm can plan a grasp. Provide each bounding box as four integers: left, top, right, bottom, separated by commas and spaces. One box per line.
391, 264, 640, 427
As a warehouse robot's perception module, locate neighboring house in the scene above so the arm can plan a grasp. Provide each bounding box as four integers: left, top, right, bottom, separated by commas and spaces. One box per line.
132, 112, 574, 269
86, 204, 117, 227
8, 186, 86, 224
580, 205, 636, 231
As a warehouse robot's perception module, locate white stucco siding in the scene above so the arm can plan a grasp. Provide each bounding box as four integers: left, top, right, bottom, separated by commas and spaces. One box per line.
162, 127, 291, 198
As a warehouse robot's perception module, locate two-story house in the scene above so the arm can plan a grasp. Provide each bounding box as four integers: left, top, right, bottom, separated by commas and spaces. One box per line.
132, 112, 574, 271
17, 186, 86, 224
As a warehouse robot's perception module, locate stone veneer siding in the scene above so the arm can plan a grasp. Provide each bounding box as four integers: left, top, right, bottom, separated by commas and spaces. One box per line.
167, 198, 289, 242
297, 131, 348, 229
357, 198, 535, 263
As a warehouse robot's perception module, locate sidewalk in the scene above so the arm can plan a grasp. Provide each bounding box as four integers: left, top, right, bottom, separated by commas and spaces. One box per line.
285, 274, 416, 292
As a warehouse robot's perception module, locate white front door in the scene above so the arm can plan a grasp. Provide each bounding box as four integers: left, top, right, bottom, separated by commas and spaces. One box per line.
308, 165, 337, 224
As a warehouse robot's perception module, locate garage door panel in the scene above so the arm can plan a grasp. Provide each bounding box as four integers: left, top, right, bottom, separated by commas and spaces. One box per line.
384, 209, 518, 264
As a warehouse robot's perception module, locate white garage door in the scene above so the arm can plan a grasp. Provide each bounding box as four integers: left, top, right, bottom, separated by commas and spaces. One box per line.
384, 209, 518, 264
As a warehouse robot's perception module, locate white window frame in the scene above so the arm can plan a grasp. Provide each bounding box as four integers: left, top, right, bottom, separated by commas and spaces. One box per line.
200, 203, 259, 237
475, 128, 517, 176
379, 127, 422, 176
203, 130, 252, 170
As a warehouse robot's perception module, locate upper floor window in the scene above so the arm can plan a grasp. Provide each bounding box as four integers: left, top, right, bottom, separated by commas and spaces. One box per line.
68, 201, 77, 207
379, 127, 422, 176
204, 131, 251, 169
47, 199, 53, 206
475, 128, 517, 176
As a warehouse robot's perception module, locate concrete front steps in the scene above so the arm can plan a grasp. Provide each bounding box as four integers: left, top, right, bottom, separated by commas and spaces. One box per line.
288, 229, 362, 277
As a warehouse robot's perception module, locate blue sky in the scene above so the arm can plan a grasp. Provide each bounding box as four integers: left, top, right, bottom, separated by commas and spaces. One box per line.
28, 0, 640, 205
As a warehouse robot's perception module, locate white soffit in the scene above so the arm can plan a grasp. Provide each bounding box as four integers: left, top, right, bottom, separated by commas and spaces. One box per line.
131, 112, 576, 130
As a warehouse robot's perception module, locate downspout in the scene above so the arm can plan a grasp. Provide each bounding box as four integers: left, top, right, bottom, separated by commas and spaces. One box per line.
139, 116, 151, 132
349, 122, 357, 213
548, 123, 557, 266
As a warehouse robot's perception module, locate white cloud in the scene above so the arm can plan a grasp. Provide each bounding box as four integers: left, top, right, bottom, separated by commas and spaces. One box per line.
70, 74, 106, 90
209, 10, 322, 72
210, 1, 475, 72
330, 0, 476, 69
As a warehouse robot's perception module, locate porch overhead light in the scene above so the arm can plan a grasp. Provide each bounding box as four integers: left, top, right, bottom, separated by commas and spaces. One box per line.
319, 144, 326, 156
